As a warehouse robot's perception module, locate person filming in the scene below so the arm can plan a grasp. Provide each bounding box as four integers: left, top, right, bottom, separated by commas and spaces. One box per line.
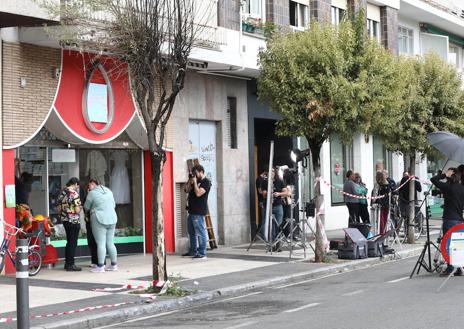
431, 168, 464, 276
183, 165, 211, 259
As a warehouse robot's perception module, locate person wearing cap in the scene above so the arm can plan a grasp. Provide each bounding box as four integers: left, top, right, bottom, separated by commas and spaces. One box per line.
57, 177, 82, 272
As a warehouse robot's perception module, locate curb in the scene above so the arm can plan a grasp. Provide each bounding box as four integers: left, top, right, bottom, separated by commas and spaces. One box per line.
31, 244, 425, 329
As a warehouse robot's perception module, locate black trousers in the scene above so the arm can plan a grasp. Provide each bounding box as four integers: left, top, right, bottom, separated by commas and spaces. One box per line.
85, 220, 98, 265
359, 203, 370, 224
63, 221, 80, 266
346, 203, 360, 224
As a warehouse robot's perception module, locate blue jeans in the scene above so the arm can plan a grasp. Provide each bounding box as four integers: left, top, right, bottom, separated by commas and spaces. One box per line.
443, 219, 463, 272
187, 214, 208, 257
272, 205, 284, 241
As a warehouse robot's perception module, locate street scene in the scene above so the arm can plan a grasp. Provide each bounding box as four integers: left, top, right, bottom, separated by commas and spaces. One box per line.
2, 0, 464, 328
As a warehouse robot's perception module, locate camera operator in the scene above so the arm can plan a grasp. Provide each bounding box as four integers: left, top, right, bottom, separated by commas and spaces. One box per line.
183, 165, 211, 259
431, 168, 464, 276
260, 166, 288, 251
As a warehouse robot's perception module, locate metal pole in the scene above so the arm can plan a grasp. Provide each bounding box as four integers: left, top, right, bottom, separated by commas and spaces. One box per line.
16, 238, 29, 329
264, 141, 274, 243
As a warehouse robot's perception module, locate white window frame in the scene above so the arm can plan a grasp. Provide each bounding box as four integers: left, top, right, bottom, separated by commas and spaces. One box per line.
448, 43, 462, 71
398, 26, 414, 55
244, 0, 264, 19
331, 6, 345, 26
290, 0, 309, 30
367, 18, 380, 42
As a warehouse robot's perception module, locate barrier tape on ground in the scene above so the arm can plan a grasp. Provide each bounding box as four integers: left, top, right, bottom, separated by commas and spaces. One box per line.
318, 175, 415, 200
0, 302, 136, 323
92, 280, 166, 292
0, 281, 168, 324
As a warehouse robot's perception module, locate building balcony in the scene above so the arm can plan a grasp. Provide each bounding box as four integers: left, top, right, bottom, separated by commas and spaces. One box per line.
0, 0, 60, 28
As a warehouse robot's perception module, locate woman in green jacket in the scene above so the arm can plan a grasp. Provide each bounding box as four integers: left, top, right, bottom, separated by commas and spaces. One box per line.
354, 173, 370, 224
84, 179, 118, 273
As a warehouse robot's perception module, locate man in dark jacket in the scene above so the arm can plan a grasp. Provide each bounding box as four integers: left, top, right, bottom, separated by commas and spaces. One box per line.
398, 171, 422, 219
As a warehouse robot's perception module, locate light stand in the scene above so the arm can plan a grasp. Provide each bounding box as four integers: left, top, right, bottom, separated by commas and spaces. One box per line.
409, 160, 449, 278
248, 141, 275, 252
410, 191, 440, 277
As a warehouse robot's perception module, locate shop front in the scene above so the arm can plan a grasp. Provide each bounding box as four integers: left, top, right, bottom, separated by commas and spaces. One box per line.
2, 49, 174, 274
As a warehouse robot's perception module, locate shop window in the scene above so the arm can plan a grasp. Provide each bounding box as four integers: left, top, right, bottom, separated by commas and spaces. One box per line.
373, 136, 392, 177
227, 97, 238, 149
331, 6, 345, 26
330, 135, 353, 205
398, 26, 414, 55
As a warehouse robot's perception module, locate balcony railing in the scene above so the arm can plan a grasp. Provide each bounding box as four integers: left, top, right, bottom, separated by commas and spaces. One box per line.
421, 0, 464, 19
61, 0, 225, 49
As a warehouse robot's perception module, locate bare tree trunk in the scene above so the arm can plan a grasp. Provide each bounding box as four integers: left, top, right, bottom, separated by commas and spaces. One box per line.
407, 154, 416, 244
310, 144, 325, 262
151, 152, 167, 282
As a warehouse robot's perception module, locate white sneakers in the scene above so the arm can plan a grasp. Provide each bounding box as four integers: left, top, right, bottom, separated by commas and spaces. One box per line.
105, 264, 118, 271
90, 266, 105, 273
89, 264, 118, 272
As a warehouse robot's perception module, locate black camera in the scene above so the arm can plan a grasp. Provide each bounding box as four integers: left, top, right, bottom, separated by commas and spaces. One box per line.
189, 170, 197, 179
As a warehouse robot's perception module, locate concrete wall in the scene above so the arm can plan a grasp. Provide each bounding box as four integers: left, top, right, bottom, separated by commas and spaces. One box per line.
171, 72, 250, 249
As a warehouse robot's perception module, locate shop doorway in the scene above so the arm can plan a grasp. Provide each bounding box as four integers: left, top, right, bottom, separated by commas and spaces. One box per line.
252, 119, 293, 235
188, 120, 219, 240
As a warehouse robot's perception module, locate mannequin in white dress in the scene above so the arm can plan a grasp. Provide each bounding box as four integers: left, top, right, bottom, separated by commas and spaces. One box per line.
110, 150, 130, 204
86, 150, 107, 185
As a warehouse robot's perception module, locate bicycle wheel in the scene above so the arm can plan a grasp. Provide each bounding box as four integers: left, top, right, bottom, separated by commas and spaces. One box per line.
414, 212, 424, 241
28, 250, 42, 276
0, 251, 5, 274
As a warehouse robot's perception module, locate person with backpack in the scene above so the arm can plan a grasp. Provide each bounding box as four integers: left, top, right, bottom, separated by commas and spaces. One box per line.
57, 177, 82, 272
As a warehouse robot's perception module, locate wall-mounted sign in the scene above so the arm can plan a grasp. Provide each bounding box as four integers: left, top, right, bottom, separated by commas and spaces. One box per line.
52, 149, 76, 163
82, 63, 115, 134
5, 185, 16, 208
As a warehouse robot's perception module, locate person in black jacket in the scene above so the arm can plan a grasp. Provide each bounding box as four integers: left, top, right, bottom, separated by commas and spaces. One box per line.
431, 168, 464, 275
398, 171, 422, 224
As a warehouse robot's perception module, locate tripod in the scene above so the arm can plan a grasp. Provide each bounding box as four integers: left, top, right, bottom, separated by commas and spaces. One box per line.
410, 192, 440, 277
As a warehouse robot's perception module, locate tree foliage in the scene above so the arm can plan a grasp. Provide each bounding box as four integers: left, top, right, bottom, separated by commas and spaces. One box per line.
379, 53, 464, 157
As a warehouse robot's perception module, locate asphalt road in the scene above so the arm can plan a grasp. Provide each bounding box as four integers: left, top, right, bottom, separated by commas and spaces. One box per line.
97, 256, 464, 329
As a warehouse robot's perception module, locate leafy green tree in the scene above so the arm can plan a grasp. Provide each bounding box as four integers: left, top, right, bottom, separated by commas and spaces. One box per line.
377, 54, 464, 242
257, 13, 403, 261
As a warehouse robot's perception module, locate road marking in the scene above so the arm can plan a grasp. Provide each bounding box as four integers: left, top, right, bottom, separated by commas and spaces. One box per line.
94, 310, 180, 328
221, 291, 263, 302
225, 320, 259, 329
341, 289, 364, 296
284, 302, 320, 313
387, 276, 409, 283
273, 273, 341, 289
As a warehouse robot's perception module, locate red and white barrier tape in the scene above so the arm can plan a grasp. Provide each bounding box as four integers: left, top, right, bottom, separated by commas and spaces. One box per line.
0, 281, 168, 324
319, 175, 416, 200
0, 301, 136, 324
92, 280, 166, 292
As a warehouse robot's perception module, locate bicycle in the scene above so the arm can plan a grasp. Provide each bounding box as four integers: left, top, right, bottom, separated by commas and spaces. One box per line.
0, 221, 42, 276
390, 196, 424, 241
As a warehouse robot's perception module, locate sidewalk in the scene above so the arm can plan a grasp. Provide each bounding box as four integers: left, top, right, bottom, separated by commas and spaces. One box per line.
0, 226, 440, 329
